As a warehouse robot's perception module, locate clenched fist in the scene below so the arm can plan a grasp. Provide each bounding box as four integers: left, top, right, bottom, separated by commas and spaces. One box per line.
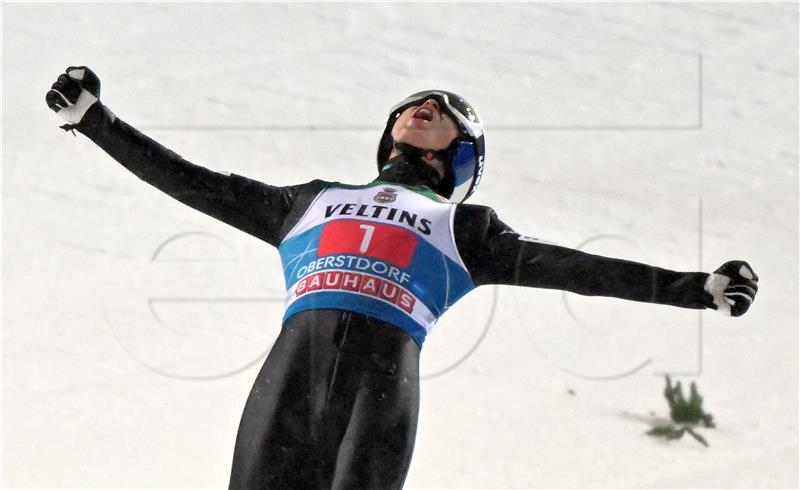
46, 66, 101, 126
704, 260, 759, 317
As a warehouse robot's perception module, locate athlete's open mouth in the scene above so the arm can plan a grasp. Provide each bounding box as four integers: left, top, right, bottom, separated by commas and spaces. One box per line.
412, 107, 434, 121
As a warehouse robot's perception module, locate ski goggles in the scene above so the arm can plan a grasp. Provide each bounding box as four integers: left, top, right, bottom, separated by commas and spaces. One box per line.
389, 90, 484, 141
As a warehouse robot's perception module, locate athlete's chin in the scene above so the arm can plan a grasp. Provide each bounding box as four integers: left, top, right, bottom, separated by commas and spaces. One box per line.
394, 133, 438, 151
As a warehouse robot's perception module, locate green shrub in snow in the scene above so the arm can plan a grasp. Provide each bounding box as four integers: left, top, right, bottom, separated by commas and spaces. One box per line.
647, 376, 715, 447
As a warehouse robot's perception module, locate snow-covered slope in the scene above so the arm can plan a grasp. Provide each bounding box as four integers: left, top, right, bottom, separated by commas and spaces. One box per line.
3, 3, 797, 488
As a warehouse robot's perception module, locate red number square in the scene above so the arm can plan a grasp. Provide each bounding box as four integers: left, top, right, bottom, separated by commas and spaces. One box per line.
318, 220, 417, 268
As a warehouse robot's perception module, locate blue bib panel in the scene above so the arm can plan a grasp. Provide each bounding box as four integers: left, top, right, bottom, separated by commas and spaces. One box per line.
278, 182, 475, 347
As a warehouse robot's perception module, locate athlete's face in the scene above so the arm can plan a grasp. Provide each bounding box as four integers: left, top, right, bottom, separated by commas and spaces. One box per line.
389, 98, 460, 176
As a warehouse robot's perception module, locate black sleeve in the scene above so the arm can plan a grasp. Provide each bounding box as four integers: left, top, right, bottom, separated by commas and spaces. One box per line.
73, 102, 326, 247
454, 204, 712, 309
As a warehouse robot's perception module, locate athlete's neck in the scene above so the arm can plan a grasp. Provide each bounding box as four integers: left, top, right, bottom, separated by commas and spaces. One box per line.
375, 155, 443, 194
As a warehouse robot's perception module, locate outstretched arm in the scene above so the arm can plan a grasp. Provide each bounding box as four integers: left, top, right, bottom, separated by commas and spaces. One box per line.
455, 205, 758, 316
46, 66, 322, 246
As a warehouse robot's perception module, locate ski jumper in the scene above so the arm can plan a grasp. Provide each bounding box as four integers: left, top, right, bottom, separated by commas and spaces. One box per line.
73, 102, 714, 489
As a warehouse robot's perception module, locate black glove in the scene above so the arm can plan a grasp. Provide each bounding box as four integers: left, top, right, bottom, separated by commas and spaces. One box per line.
703, 260, 759, 317
46, 66, 101, 128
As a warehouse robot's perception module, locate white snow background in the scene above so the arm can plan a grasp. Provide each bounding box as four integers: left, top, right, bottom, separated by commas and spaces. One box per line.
2, 2, 798, 488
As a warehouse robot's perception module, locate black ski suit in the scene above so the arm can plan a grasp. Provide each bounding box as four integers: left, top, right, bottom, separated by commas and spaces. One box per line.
73, 103, 714, 489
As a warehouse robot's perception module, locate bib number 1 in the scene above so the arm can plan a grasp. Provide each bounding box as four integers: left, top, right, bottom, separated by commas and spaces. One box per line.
358, 224, 375, 253
318, 220, 418, 268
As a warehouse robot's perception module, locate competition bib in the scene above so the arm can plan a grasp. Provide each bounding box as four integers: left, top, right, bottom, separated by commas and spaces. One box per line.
277, 181, 475, 347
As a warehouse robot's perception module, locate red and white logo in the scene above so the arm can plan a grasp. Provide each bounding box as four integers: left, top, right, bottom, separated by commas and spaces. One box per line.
294, 270, 416, 314
374, 187, 398, 204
